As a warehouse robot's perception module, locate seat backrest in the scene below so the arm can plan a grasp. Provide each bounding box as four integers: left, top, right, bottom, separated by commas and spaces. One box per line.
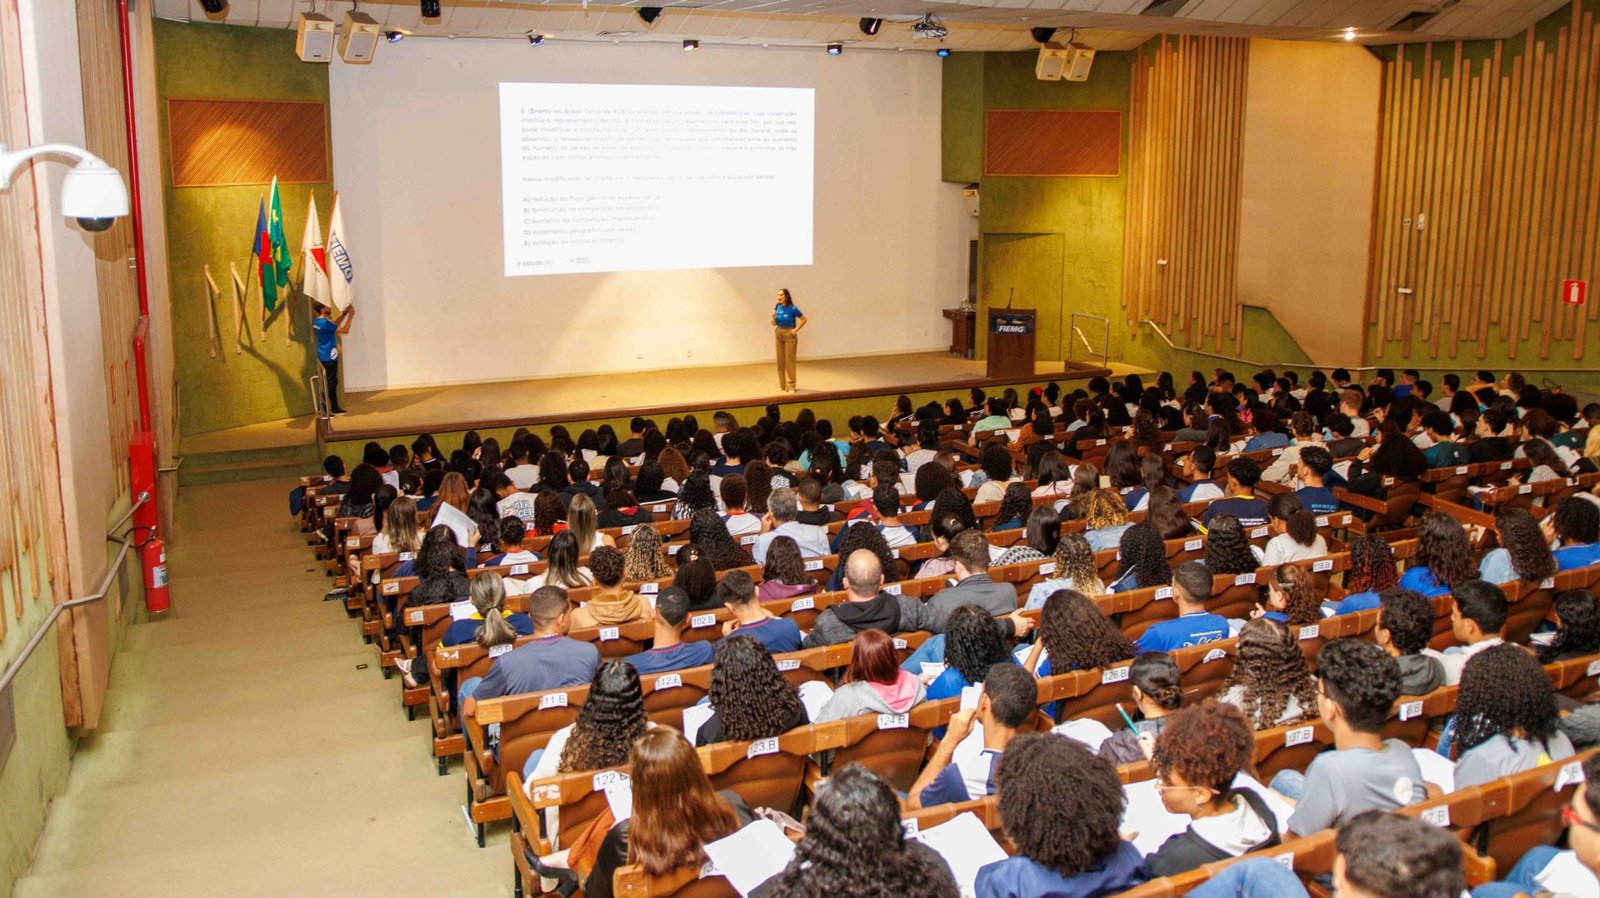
1473, 750, 1598, 875
612, 864, 739, 898
1252, 719, 1336, 782
1501, 579, 1555, 646
697, 729, 815, 817
812, 699, 955, 793
477, 685, 593, 794
1039, 661, 1136, 728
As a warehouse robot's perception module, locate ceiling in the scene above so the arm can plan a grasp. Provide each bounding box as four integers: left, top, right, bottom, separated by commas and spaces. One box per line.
154, 0, 1573, 53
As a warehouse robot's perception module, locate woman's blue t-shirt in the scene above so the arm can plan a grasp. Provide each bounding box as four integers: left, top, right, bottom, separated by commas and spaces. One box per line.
1398, 566, 1450, 597
774, 303, 804, 328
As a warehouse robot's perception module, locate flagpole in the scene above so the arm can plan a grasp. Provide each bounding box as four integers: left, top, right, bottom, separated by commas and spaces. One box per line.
202, 264, 220, 358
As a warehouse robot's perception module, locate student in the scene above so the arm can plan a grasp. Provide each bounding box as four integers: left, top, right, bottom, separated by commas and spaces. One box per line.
405, 525, 471, 607
803, 550, 931, 647
618, 524, 669, 583
1025, 533, 1107, 610
560, 459, 606, 512
1325, 535, 1400, 616
1470, 755, 1600, 898
1218, 618, 1318, 729
1082, 489, 1134, 551
768, 765, 959, 898
972, 398, 1013, 438
492, 472, 539, 523
1024, 589, 1136, 682
480, 516, 537, 568
1339, 388, 1372, 437
751, 487, 828, 563
694, 635, 809, 746
1537, 589, 1600, 663
871, 484, 917, 548
1398, 511, 1478, 597
924, 530, 1030, 628
1468, 407, 1516, 462
1477, 506, 1557, 585
1549, 495, 1600, 570
1261, 411, 1319, 484
1201, 514, 1263, 576
372, 495, 422, 557
1260, 494, 1327, 565
1451, 644, 1575, 790
925, 605, 1019, 705
717, 569, 801, 653
1370, 588, 1447, 696
1420, 410, 1470, 467
1324, 413, 1366, 460
1146, 700, 1280, 877
460, 586, 601, 721
815, 629, 925, 723
975, 734, 1150, 898
973, 443, 1020, 503
1135, 562, 1228, 653
1200, 457, 1270, 529
1256, 563, 1322, 627
568, 545, 649, 630
990, 482, 1033, 532
525, 658, 651, 787
1292, 446, 1340, 515
1098, 652, 1184, 765
1422, 578, 1507, 685
440, 571, 532, 647
1179, 446, 1227, 502
1108, 523, 1173, 594
528, 531, 592, 591
717, 475, 761, 537
908, 662, 1038, 808
622, 588, 715, 675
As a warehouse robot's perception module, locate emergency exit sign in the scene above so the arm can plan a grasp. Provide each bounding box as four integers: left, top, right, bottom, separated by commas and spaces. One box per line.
1563, 279, 1587, 306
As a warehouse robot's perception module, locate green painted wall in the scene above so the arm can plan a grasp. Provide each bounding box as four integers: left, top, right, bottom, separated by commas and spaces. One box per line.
154, 21, 332, 438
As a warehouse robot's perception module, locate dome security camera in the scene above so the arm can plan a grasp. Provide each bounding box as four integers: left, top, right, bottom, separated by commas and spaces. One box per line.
0, 143, 130, 232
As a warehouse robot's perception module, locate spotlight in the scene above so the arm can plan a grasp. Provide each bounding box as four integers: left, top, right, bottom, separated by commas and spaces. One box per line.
858, 17, 882, 35
637, 7, 661, 24
527, 32, 545, 45
385, 30, 404, 43
420, 0, 440, 18
1343, 27, 1357, 40
197, 0, 227, 14
826, 42, 842, 55
936, 47, 951, 57
1030, 26, 1057, 43
682, 39, 698, 50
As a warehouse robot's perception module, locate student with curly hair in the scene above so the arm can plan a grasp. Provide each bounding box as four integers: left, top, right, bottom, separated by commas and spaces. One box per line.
1277, 639, 1424, 835
527, 659, 651, 783
694, 635, 807, 746
688, 508, 754, 571
1082, 488, 1133, 551
926, 604, 1018, 705
1146, 699, 1281, 876
1539, 589, 1600, 663
1326, 534, 1401, 615
670, 470, 716, 521
1323, 812, 1467, 898
1025, 533, 1106, 609
1551, 495, 1600, 570
1372, 588, 1447, 695
619, 523, 670, 583
756, 535, 817, 602
1201, 514, 1262, 576
1109, 523, 1173, 593
1451, 643, 1575, 789
569, 545, 649, 630
1219, 618, 1319, 729
1399, 511, 1479, 597
931, 484, 979, 532
530, 490, 565, 537
1024, 589, 1136, 716
1478, 507, 1558, 586
1260, 493, 1326, 565
975, 734, 1150, 897
769, 764, 959, 898
974, 443, 1020, 504
1424, 578, 1508, 685
991, 481, 1033, 532
1257, 563, 1322, 627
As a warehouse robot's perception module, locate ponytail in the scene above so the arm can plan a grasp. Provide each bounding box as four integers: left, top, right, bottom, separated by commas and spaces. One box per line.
472, 573, 517, 648
1269, 492, 1317, 547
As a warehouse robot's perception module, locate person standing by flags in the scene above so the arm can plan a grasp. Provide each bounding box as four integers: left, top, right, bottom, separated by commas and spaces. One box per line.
312, 302, 355, 415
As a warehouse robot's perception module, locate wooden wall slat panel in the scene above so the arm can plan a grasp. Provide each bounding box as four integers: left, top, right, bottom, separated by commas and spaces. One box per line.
1121, 35, 1250, 351
983, 110, 1122, 176
168, 98, 329, 187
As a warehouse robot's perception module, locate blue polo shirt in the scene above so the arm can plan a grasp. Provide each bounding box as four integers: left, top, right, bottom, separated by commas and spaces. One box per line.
1135, 612, 1228, 653
727, 617, 802, 654
312, 315, 337, 362
1295, 486, 1340, 516
774, 303, 803, 328
1398, 566, 1449, 597
1556, 543, 1600, 571
624, 641, 715, 675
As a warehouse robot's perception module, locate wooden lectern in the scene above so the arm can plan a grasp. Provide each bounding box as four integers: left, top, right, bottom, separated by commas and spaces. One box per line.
986, 308, 1036, 379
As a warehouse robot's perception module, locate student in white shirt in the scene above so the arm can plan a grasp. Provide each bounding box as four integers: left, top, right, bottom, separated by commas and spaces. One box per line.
1260, 493, 1327, 566
503, 441, 540, 491
870, 485, 917, 548
1421, 579, 1507, 685
1339, 389, 1371, 437
718, 475, 761, 537
752, 487, 829, 563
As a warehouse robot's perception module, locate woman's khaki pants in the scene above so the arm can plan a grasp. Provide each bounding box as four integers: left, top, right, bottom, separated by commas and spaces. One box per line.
775, 327, 798, 390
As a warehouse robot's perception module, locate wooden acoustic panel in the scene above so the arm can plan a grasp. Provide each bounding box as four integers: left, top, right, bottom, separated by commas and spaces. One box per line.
168, 98, 329, 187
984, 110, 1121, 177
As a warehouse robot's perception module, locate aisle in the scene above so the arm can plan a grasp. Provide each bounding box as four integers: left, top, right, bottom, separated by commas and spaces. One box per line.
17, 480, 507, 897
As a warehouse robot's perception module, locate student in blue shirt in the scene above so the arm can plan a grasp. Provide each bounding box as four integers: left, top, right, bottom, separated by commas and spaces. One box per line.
1398, 511, 1479, 597
771, 288, 806, 393
1200, 457, 1270, 529
907, 662, 1036, 809
1293, 446, 1341, 516
926, 605, 1020, 704
1325, 534, 1400, 616
1136, 562, 1228, 653
310, 302, 354, 415
624, 587, 716, 675
1178, 446, 1226, 502
717, 569, 802, 653
1107, 523, 1172, 594
1551, 496, 1600, 570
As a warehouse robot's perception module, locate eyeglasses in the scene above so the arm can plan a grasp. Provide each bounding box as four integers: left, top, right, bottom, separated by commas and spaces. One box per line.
1154, 782, 1208, 795
1562, 805, 1600, 834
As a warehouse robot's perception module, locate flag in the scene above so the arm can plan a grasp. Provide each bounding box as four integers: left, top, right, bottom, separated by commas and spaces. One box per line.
326, 193, 354, 311
266, 178, 292, 311
300, 193, 331, 309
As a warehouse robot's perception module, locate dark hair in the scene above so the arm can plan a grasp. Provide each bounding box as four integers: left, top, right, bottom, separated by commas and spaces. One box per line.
980, 444, 1013, 484
762, 536, 810, 586
1226, 456, 1262, 489
671, 555, 716, 607
996, 482, 1033, 526
1223, 618, 1318, 728
416, 524, 464, 581
1455, 643, 1563, 756
1495, 507, 1558, 584
1555, 495, 1600, 545
944, 605, 1012, 685
835, 522, 901, 585
1130, 651, 1183, 710
982, 662, 1039, 728
994, 734, 1125, 879
654, 587, 691, 627
1152, 699, 1253, 795
1542, 590, 1600, 663
931, 486, 977, 531
1270, 564, 1322, 627
1316, 638, 1402, 733
1452, 579, 1509, 634
589, 544, 625, 587
689, 509, 753, 571
1415, 511, 1477, 590
1040, 589, 1136, 674
708, 635, 804, 741
913, 459, 954, 503
1377, 588, 1434, 656
713, 568, 757, 608
1104, 442, 1140, 490
1335, 811, 1466, 898
497, 515, 527, 548
1347, 534, 1400, 594
557, 660, 647, 773
1203, 514, 1258, 575
1268, 493, 1316, 547
1116, 523, 1172, 588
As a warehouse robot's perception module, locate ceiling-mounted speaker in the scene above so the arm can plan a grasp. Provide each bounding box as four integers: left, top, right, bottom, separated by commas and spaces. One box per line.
339, 10, 381, 63
859, 17, 882, 35
296, 12, 336, 62
637, 7, 662, 24
420, 0, 441, 19
1064, 44, 1095, 81
1035, 42, 1069, 80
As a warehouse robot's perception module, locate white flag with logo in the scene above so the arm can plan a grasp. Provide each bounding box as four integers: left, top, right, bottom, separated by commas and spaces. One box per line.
300, 193, 331, 308
325, 193, 354, 311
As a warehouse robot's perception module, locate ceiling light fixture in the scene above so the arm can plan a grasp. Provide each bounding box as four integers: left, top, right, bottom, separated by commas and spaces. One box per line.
683, 38, 698, 50
420, 0, 440, 18
937, 47, 951, 57
826, 42, 843, 55
858, 17, 882, 35
528, 32, 545, 45
1343, 27, 1357, 40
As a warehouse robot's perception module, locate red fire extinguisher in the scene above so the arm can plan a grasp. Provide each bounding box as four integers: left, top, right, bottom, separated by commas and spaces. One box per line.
141, 536, 170, 613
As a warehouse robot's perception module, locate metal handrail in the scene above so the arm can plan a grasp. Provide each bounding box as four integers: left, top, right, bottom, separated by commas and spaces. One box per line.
0, 490, 150, 697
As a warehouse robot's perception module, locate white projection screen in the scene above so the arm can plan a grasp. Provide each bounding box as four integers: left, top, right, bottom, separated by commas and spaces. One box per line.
329, 40, 964, 391
500, 82, 814, 276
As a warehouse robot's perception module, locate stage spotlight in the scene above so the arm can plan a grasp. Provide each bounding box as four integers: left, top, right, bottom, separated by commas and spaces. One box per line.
826, 42, 842, 55
385, 30, 404, 43
527, 32, 545, 45
198, 0, 227, 14
1030, 26, 1057, 43
683, 39, 698, 50
858, 17, 882, 35
637, 7, 662, 24
420, 0, 440, 18
936, 47, 951, 57
1343, 26, 1357, 40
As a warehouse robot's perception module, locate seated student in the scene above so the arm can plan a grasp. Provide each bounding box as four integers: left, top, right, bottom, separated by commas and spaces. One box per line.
1097, 652, 1184, 765
925, 605, 1020, 706
623, 588, 715, 675
717, 569, 801, 653
372, 495, 423, 558
1200, 457, 1271, 529
990, 482, 1034, 532
405, 525, 472, 606
568, 546, 649, 630
1219, 618, 1319, 729
1399, 511, 1479, 597
1321, 413, 1365, 461
595, 485, 654, 529
1179, 446, 1228, 503
717, 475, 761, 537
975, 734, 1150, 898
1108, 523, 1174, 594
1292, 446, 1341, 515
1202, 514, 1264, 576
1339, 388, 1373, 437
694, 635, 809, 746
441, 571, 532, 647
815, 629, 925, 722
1272, 639, 1425, 836
756, 537, 819, 603
751, 487, 828, 563
1422, 578, 1507, 685
1023, 589, 1133, 721
1256, 563, 1323, 627
1550, 495, 1600, 570
974, 444, 1021, 504
972, 397, 1013, 439
1467, 407, 1517, 463
528, 531, 593, 591
1451, 643, 1575, 790
924, 529, 1031, 627
1419, 410, 1470, 467
1537, 589, 1600, 663
1136, 562, 1228, 653
1025, 533, 1107, 610
1368, 588, 1448, 696
480, 516, 538, 568
1082, 489, 1135, 551
1260, 494, 1327, 565
525, 658, 652, 791
1146, 699, 1280, 877
907, 662, 1037, 809
632, 460, 676, 505
1471, 755, 1600, 898
768, 765, 960, 898
460, 586, 601, 722
803, 550, 931, 648
559, 459, 606, 512
671, 552, 719, 611
491, 472, 539, 523
1325, 535, 1400, 616
870, 484, 917, 548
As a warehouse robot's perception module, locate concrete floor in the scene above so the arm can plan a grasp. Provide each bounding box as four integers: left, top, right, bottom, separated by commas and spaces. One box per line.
17, 480, 509, 897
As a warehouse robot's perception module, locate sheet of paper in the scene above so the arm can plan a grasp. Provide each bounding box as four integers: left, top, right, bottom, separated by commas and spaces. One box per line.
1534, 849, 1600, 896
433, 502, 477, 547
702, 819, 797, 898
1232, 773, 1294, 833
960, 684, 984, 711
449, 600, 475, 621
797, 680, 835, 723
1054, 718, 1115, 754
1122, 779, 1192, 856
914, 812, 1009, 897
921, 662, 947, 679
1412, 747, 1456, 794
681, 702, 715, 745
603, 780, 633, 822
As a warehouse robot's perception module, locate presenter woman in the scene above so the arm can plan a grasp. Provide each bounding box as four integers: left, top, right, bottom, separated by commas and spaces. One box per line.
772, 288, 807, 393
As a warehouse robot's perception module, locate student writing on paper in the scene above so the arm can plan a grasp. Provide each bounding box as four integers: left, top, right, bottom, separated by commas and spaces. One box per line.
693, 635, 809, 747
1097, 652, 1184, 766
1451, 644, 1575, 790
767, 765, 958, 898
1144, 700, 1280, 877
580, 729, 752, 898
906, 662, 1036, 809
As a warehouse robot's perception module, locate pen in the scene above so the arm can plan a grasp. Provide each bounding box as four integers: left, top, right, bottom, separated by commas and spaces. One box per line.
1115, 702, 1139, 735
